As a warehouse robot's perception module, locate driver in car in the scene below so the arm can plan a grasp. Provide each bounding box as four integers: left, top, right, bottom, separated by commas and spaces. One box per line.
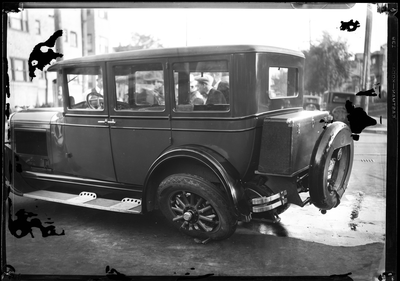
87, 76, 104, 109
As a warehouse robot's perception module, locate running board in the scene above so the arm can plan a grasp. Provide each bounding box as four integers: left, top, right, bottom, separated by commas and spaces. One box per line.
22, 190, 142, 214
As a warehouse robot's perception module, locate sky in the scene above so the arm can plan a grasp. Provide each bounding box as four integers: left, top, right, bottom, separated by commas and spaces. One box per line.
108, 3, 388, 56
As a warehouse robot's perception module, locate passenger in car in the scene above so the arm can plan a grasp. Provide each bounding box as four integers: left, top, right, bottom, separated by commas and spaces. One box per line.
217, 81, 230, 104
196, 75, 226, 104
189, 75, 205, 105
137, 72, 165, 105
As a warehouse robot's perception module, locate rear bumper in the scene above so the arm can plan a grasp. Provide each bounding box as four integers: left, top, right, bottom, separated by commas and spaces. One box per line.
251, 190, 288, 212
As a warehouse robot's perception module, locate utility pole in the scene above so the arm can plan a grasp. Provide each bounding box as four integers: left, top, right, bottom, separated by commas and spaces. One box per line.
81, 9, 88, 93
361, 3, 373, 114
54, 9, 63, 107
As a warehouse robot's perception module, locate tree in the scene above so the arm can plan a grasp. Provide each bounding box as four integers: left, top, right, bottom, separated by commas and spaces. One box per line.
114, 32, 163, 52
303, 31, 352, 94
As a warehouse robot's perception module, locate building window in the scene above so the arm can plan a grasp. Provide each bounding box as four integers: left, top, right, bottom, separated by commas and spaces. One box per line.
70, 31, 78, 47
34, 20, 41, 35
98, 10, 108, 19
63, 29, 68, 42
10, 58, 29, 82
87, 34, 93, 51
99, 36, 109, 54
9, 10, 29, 32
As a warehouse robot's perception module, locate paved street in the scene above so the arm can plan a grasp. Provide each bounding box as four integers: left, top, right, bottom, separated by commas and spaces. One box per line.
5, 132, 387, 280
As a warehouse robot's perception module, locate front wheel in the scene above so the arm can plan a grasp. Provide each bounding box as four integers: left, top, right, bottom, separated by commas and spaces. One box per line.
157, 174, 237, 240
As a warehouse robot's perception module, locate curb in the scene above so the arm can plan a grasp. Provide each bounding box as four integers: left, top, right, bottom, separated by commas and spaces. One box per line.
362, 128, 387, 134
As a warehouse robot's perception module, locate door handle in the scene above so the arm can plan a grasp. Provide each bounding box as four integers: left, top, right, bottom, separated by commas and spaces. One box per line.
97, 119, 116, 125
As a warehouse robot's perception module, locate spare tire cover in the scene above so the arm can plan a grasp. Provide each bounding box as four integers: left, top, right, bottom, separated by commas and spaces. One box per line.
308, 122, 354, 210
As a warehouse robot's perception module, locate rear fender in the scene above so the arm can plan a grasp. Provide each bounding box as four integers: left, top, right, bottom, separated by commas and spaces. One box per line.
143, 145, 250, 217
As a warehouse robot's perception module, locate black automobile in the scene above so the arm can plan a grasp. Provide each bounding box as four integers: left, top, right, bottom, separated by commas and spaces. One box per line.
303, 95, 322, 111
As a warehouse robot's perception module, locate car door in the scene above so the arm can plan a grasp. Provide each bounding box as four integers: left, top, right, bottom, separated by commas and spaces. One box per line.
54, 63, 117, 182
107, 59, 171, 186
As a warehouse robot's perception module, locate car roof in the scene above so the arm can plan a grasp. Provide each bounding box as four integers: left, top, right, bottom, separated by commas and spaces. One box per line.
48, 45, 305, 71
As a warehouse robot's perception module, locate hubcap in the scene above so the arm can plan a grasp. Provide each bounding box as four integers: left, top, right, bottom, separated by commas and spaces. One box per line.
183, 211, 193, 221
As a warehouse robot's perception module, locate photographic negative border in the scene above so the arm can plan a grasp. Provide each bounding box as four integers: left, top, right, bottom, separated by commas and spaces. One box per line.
1, 2, 397, 280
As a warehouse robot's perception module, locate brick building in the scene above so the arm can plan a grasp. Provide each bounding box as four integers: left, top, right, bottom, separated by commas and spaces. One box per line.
6, 8, 111, 109
345, 44, 387, 99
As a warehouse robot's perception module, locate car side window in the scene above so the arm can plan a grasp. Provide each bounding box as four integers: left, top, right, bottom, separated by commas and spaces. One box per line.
173, 60, 230, 112
113, 63, 165, 112
65, 66, 104, 110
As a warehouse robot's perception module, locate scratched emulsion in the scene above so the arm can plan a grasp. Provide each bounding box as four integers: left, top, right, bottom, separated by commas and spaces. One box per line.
340, 20, 360, 32
105, 265, 130, 280
28, 29, 64, 81
345, 100, 378, 134
8, 198, 65, 238
356, 83, 381, 98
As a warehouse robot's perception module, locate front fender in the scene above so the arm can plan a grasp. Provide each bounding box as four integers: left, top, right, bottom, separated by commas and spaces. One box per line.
143, 144, 250, 217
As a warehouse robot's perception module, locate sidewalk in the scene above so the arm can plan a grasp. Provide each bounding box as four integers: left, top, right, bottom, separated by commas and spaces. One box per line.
362, 116, 387, 134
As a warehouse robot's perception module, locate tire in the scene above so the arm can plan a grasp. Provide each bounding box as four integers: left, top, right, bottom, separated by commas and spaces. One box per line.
157, 174, 237, 240
309, 122, 354, 210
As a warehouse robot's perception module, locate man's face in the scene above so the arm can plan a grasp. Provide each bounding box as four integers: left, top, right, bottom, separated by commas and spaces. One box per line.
155, 80, 163, 91
97, 78, 103, 88
197, 83, 207, 94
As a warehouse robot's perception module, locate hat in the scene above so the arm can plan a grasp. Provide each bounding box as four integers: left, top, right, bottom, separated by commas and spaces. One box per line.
144, 72, 164, 82
195, 74, 214, 86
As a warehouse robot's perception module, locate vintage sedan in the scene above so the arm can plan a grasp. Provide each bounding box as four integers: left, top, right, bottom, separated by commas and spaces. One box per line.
321, 91, 360, 124
5, 45, 354, 241
303, 95, 322, 111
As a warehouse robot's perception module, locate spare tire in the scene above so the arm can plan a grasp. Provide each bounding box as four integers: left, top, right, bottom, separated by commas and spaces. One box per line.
308, 122, 354, 210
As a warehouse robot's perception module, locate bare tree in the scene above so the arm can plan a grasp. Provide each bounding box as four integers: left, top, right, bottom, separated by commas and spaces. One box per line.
114, 32, 163, 52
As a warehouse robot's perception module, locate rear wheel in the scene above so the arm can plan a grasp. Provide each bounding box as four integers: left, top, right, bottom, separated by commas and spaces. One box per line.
157, 174, 237, 240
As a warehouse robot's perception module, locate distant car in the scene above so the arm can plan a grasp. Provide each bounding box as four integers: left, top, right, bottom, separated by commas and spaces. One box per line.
303, 95, 322, 111
322, 91, 360, 123
4, 45, 354, 241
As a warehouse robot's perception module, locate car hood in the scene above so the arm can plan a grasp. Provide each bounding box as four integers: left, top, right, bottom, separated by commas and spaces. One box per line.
10, 108, 63, 125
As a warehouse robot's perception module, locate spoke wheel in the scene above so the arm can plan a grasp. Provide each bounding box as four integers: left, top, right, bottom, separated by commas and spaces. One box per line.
170, 191, 218, 232
325, 146, 351, 196
158, 174, 237, 240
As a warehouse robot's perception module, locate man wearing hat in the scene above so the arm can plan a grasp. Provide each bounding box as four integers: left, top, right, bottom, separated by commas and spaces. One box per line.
195, 74, 226, 105
138, 71, 165, 105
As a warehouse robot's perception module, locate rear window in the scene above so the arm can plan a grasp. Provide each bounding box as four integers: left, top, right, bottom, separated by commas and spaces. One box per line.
268, 67, 299, 99
332, 94, 353, 103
